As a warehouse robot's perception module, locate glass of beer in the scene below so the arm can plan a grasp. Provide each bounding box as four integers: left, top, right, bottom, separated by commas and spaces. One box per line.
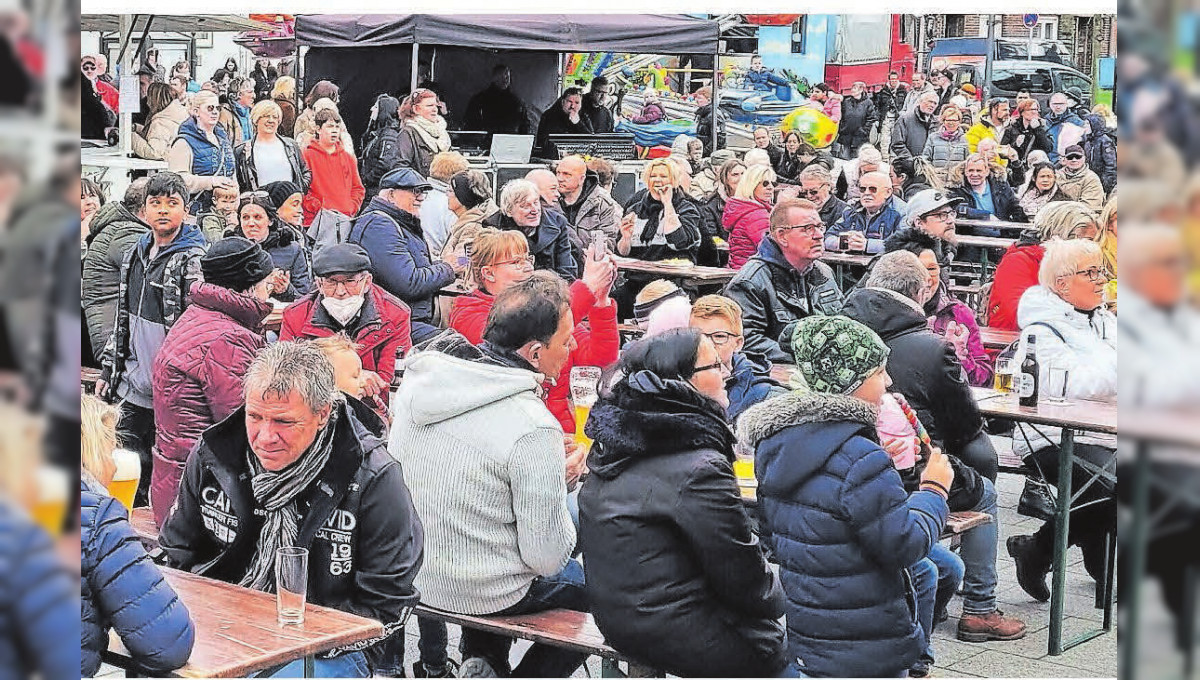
276, 546, 309, 626
993, 358, 1016, 393
32, 466, 68, 536
107, 449, 141, 511
570, 366, 603, 451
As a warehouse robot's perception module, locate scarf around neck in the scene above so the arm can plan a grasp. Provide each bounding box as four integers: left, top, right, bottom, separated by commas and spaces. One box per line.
407, 114, 451, 154
239, 407, 340, 592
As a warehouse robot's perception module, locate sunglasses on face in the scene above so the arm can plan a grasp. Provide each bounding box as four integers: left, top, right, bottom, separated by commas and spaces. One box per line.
797, 187, 823, 198
82, 63, 97, 71
760, 180, 775, 188
1065, 154, 1085, 161
200, 104, 220, 113
858, 184, 885, 194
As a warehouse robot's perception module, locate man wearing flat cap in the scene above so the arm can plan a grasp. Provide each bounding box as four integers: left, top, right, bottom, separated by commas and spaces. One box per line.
346, 167, 463, 343
281, 243, 413, 401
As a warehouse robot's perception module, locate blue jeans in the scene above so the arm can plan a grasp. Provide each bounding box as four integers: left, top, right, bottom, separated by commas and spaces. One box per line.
459, 559, 589, 677
417, 616, 450, 672
959, 477, 1000, 615
257, 651, 370, 678
911, 543, 964, 662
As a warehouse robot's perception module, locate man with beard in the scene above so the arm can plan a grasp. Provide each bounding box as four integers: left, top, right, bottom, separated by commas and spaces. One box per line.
535, 87, 593, 158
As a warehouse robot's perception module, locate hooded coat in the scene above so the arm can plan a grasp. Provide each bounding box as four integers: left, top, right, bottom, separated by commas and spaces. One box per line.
1043, 110, 1086, 165
482, 209, 578, 281
723, 197, 771, 270
81, 487, 195, 677
346, 195, 456, 325
1055, 165, 1106, 211
230, 221, 312, 302
838, 94, 879, 152
389, 347, 575, 615
360, 97, 403, 198
149, 282, 271, 527
1081, 113, 1117, 195
986, 231, 1044, 331
578, 372, 788, 677
841, 288, 998, 481
160, 397, 424, 671
82, 201, 150, 362
449, 280, 618, 433
737, 390, 949, 678
925, 285, 993, 387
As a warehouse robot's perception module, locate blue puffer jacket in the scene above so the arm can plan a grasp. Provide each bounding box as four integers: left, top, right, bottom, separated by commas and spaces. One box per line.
346, 196, 456, 325
738, 390, 949, 678
725, 351, 785, 424
0, 502, 76, 680
81, 487, 195, 677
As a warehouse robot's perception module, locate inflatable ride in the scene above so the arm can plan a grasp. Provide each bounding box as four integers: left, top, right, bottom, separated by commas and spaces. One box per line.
615, 118, 697, 149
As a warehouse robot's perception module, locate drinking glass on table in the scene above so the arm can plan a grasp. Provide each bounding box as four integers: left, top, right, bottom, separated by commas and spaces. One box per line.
107, 449, 141, 511
1045, 363, 1070, 404
993, 357, 1016, 393
276, 546, 309, 625
570, 366, 602, 451
32, 466, 68, 536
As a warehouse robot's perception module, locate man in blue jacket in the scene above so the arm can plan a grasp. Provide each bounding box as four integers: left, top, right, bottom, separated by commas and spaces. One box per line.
347, 168, 463, 343
825, 171, 904, 254
1044, 92, 1087, 165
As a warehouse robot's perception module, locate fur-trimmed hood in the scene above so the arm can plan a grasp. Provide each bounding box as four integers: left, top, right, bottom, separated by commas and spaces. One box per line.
738, 389, 878, 450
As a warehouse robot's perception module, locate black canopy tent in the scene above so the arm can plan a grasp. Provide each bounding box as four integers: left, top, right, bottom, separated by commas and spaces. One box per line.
293, 14, 720, 150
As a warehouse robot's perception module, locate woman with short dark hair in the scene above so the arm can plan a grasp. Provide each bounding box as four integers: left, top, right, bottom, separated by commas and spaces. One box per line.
579, 328, 789, 678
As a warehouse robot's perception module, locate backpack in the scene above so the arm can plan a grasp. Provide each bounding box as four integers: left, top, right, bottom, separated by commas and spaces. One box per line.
307, 209, 353, 250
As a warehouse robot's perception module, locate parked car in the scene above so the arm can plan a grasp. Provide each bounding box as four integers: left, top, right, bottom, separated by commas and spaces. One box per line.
947, 60, 1093, 109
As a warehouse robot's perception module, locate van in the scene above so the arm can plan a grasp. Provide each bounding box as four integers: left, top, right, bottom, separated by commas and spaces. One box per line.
947, 60, 1093, 108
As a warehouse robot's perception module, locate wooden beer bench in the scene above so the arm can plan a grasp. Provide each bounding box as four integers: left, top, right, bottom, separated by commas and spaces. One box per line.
414, 605, 662, 677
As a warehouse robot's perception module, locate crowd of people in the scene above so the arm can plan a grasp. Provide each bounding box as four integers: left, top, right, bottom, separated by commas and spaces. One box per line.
75, 61, 1131, 679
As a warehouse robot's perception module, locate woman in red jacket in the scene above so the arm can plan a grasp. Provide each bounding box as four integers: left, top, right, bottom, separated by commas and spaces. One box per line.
301, 108, 365, 225
985, 201, 1099, 330
149, 237, 275, 526
449, 228, 620, 432
723, 163, 776, 269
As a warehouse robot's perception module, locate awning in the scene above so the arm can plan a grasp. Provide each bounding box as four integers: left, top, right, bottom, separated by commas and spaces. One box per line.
294, 14, 718, 55
80, 14, 276, 34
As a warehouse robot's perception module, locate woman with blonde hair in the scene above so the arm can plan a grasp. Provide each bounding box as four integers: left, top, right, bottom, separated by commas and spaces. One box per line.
986, 201, 1100, 330
723, 163, 776, 269
167, 89, 237, 213
81, 393, 118, 491
617, 157, 702, 263
270, 75, 298, 137
232, 98, 310, 192
132, 82, 189, 161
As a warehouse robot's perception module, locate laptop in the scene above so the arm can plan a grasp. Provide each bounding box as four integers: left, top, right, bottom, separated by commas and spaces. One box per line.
449, 130, 489, 157
490, 134, 534, 164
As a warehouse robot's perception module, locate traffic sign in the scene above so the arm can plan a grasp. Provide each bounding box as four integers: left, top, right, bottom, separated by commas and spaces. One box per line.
1023, 13, 1039, 29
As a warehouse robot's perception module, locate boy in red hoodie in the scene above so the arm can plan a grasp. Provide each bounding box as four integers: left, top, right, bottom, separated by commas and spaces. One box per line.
301, 108, 364, 225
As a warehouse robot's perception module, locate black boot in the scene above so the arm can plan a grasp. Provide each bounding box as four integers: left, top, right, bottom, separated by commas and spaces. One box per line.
1008, 534, 1051, 602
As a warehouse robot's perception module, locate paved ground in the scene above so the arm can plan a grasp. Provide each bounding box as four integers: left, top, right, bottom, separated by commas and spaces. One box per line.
101, 445, 1122, 679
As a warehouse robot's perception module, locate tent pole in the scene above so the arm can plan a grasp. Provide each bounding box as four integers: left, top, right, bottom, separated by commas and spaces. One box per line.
120, 14, 133, 158
712, 42, 719, 153
411, 42, 420, 93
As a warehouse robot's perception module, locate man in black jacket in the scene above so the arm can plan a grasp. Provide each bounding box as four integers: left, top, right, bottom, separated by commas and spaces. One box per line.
693, 85, 727, 154
160, 341, 424, 676
535, 87, 593, 158
580, 76, 614, 134
464, 65, 533, 136
837, 81, 879, 160
723, 198, 844, 364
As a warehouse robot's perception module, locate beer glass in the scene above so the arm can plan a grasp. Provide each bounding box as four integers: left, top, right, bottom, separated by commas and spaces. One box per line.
107, 449, 141, 510
993, 358, 1016, 393
32, 466, 68, 536
570, 366, 602, 450
1046, 364, 1070, 404
276, 546, 309, 625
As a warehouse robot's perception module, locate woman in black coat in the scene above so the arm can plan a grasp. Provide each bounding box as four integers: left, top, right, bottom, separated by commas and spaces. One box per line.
578, 329, 789, 678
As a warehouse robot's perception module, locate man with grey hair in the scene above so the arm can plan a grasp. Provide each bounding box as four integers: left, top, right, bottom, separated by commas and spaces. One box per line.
891, 90, 939, 180
844, 251, 1025, 645
796, 164, 846, 229
483, 178, 577, 280
161, 341, 425, 676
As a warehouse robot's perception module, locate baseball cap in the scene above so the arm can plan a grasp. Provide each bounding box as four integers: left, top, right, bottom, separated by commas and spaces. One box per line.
1063, 144, 1085, 158
379, 168, 433, 192
905, 189, 963, 222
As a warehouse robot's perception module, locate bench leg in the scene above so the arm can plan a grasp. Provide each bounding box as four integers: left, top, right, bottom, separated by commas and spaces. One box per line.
303, 654, 315, 678
601, 657, 625, 678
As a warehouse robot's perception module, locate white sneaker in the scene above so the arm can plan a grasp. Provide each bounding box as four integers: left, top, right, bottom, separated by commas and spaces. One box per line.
458, 657, 498, 678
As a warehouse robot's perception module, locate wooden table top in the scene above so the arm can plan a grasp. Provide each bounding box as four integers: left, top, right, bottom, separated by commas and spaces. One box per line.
439, 281, 473, 297
955, 234, 1016, 249
107, 567, 384, 678
956, 217, 1029, 233
613, 257, 735, 283
971, 387, 1117, 435
1118, 410, 1200, 451
821, 251, 873, 266
979, 327, 1019, 349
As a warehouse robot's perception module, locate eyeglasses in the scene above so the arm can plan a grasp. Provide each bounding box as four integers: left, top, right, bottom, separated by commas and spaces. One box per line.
318, 274, 368, 293
493, 255, 536, 268
701, 331, 741, 346
1064, 154, 1085, 161
693, 361, 728, 376
1071, 267, 1108, 282
924, 209, 956, 223
858, 184, 885, 195
779, 222, 825, 235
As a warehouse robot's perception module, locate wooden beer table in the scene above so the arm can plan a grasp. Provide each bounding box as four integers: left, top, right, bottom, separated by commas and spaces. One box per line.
613, 256, 734, 294
956, 217, 1029, 234
955, 234, 1015, 250
105, 567, 385, 678
820, 251, 872, 290
972, 387, 1118, 656
1117, 409, 1200, 679
979, 326, 1019, 350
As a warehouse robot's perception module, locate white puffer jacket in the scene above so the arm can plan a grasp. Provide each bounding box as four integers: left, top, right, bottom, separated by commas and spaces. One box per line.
1012, 285, 1117, 458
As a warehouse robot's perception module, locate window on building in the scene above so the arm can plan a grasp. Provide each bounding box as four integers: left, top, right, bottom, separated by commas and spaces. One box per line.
790, 17, 807, 54
1035, 19, 1059, 40
945, 15, 966, 37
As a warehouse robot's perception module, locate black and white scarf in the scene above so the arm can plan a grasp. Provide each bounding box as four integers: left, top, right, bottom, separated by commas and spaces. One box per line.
240, 408, 340, 592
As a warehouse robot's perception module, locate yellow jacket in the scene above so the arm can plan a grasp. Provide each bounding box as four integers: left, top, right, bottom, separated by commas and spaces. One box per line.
966, 113, 1007, 167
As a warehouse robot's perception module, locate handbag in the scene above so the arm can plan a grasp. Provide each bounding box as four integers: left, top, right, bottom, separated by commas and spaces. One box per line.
307, 208, 352, 250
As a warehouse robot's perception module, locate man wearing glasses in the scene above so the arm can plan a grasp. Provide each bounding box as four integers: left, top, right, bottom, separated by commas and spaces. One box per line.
347, 168, 463, 343
280, 243, 412, 403
1055, 144, 1105, 211
723, 198, 844, 364
825, 171, 904, 254
795, 165, 846, 231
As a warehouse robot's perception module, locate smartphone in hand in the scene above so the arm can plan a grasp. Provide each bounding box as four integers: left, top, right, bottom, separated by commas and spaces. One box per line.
590, 230, 608, 261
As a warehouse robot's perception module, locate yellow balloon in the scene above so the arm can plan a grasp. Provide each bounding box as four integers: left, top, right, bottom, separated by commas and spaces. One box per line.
781, 107, 839, 149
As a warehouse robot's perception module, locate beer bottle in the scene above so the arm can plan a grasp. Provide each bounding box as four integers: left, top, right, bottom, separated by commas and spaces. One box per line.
1018, 334, 1040, 407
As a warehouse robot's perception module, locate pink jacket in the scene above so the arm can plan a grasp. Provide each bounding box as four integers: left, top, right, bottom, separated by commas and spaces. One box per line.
928, 289, 994, 387
723, 197, 771, 270
149, 282, 270, 527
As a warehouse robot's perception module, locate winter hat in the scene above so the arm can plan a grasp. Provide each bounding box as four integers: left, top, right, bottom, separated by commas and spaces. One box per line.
450, 170, 488, 210
1063, 144, 1085, 158
201, 236, 274, 292
312, 243, 372, 277
791, 316, 890, 395
263, 180, 302, 210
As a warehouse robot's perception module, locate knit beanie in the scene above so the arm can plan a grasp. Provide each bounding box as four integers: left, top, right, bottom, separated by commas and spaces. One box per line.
791, 316, 890, 395
450, 171, 487, 210
263, 180, 302, 211
201, 236, 275, 292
